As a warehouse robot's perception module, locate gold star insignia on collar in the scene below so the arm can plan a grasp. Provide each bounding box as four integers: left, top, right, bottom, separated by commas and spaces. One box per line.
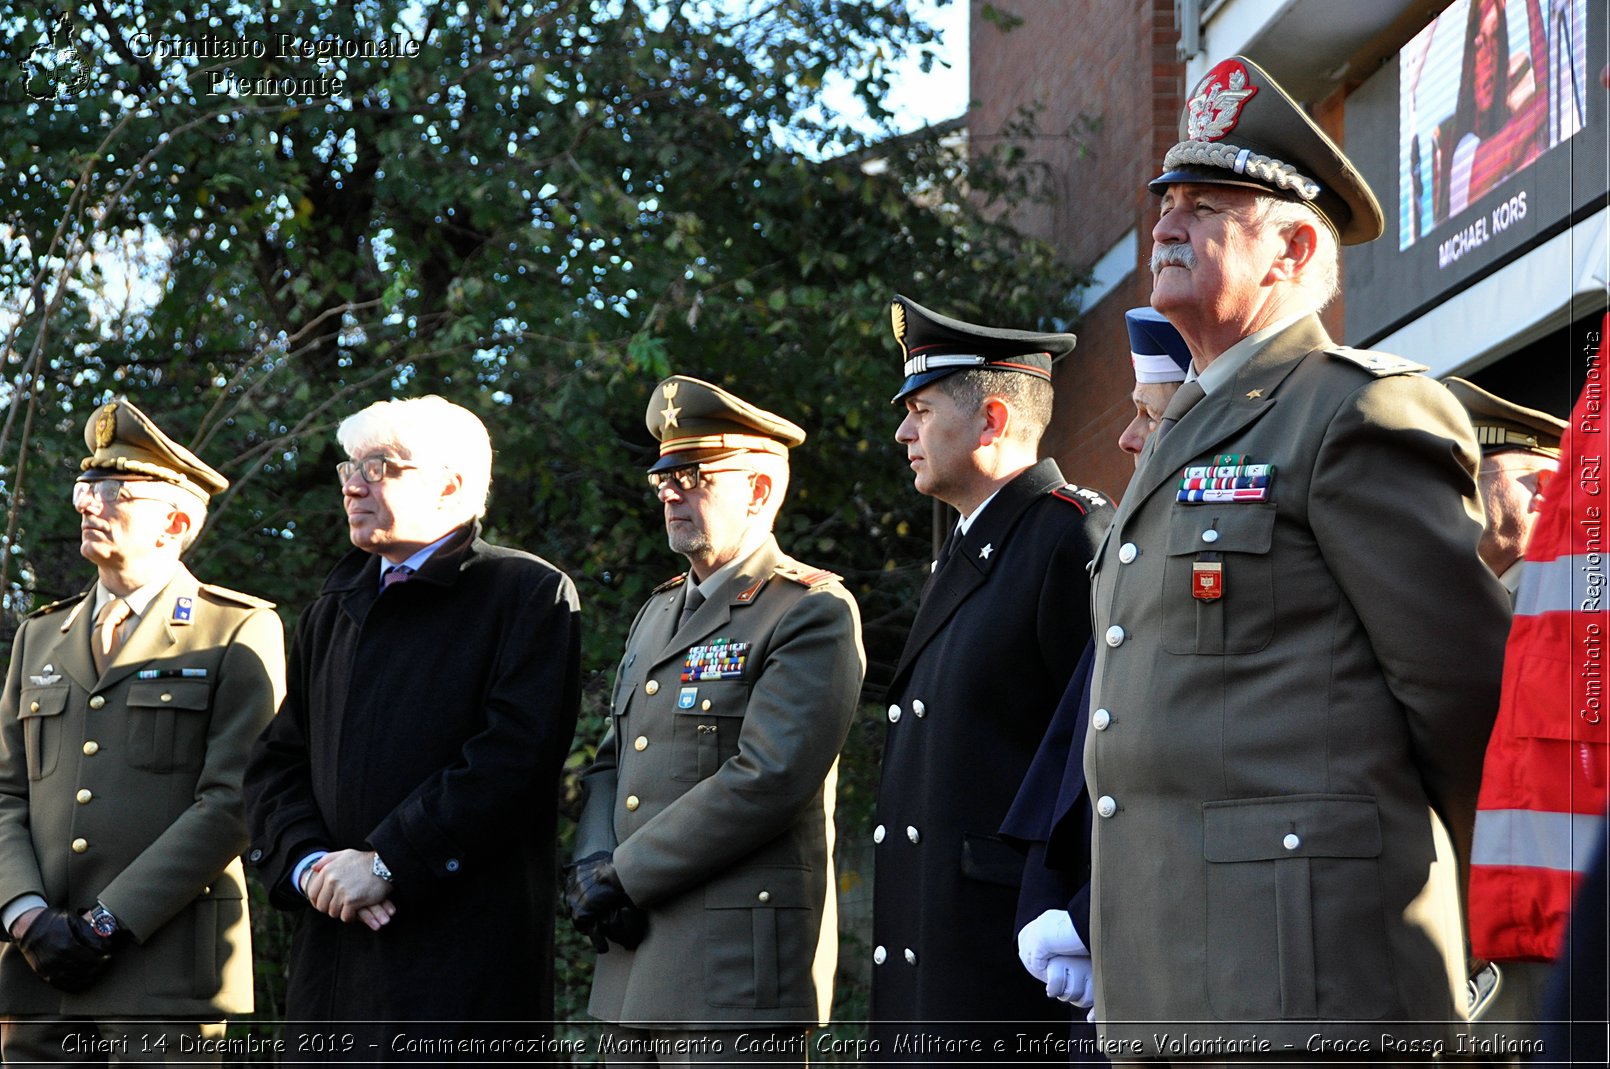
1246, 389, 1264, 399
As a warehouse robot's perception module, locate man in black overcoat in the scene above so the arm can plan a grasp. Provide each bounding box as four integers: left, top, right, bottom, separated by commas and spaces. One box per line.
244, 395, 581, 1059
869, 295, 1113, 1059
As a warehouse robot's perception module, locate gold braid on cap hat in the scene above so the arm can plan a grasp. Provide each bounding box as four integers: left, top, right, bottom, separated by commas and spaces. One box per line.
659, 433, 789, 459
79, 456, 195, 491
1163, 140, 1321, 201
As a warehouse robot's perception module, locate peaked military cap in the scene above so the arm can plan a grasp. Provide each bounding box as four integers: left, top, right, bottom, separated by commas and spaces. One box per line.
889, 294, 1076, 403
1443, 377, 1565, 458
1151, 55, 1385, 245
1126, 307, 1192, 384
79, 398, 228, 501
645, 375, 806, 474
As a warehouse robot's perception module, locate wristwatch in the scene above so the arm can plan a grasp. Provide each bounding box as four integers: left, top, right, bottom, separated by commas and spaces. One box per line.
88, 903, 120, 940
371, 853, 393, 883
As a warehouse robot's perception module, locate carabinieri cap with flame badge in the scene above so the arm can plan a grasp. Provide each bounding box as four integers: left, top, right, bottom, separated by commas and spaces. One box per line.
889, 294, 1076, 403
645, 375, 806, 474
1150, 55, 1384, 245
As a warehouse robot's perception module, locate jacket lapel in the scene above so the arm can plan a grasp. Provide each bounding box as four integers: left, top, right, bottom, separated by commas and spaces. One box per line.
890, 459, 1066, 688
651, 537, 783, 673
339, 556, 384, 630
97, 567, 200, 690
1122, 316, 1328, 516
52, 594, 97, 692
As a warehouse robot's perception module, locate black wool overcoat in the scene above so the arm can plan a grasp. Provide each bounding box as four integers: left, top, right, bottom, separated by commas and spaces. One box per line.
245, 524, 580, 1046
870, 459, 1112, 1058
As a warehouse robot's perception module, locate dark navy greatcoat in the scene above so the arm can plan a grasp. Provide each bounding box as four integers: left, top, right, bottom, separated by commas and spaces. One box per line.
870, 459, 1111, 1058
244, 523, 580, 1052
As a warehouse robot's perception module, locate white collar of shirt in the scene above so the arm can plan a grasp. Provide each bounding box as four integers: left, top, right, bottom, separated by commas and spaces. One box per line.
1191, 313, 1307, 395
956, 486, 1005, 537
380, 531, 457, 589
92, 565, 179, 622
694, 528, 773, 599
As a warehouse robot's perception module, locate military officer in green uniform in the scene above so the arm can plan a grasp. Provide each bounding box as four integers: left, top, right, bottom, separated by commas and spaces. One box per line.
1444, 377, 1565, 598
1086, 56, 1512, 1057
0, 399, 285, 1064
569, 376, 865, 1065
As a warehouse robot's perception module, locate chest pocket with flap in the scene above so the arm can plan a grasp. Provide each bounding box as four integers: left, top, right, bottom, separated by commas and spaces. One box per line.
126, 680, 211, 772
672, 681, 750, 782
1163, 504, 1276, 655
19, 685, 69, 780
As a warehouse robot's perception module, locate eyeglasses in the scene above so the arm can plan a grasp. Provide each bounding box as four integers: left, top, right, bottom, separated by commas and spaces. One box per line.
646, 466, 754, 494
72, 479, 174, 509
337, 455, 426, 484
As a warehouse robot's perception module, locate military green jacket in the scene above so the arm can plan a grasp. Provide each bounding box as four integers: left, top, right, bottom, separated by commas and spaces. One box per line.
0, 566, 285, 1016
577, 537, 864, 1028
1086, 315, 1511, 1053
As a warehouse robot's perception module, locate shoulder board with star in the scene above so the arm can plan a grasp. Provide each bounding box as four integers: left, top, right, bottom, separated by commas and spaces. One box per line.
1050, 483, 1108, 513
24, 591, 88, 619
652, 574, 688, 595
775, 562, 841, 588
199, 583, 276, 610
1326, 347, 1428, 377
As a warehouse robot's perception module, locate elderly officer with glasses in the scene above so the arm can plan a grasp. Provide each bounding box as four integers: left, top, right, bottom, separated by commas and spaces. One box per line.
568, 376, 864, 1065
245, 395, 581, 1057
0, 398, 284, 1065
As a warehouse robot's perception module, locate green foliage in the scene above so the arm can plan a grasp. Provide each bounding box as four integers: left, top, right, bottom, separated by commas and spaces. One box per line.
1, 0, 1082, 1044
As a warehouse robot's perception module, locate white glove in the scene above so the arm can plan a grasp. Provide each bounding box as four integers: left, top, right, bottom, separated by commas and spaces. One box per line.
1044, 954, 1095, 1007
1016, 909, 1088, 982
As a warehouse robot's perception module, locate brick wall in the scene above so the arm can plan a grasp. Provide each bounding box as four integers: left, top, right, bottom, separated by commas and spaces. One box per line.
969, 0, 1184, 501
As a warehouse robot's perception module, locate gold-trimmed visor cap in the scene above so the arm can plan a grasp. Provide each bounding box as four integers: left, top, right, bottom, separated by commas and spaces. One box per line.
79, 398, 227, 501
645, 375, 806, 474
1443, 377, 1565, 458
1149, 55, 1384, 246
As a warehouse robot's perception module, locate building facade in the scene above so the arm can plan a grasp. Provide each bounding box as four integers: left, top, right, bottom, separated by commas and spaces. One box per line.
968, 0, 1608, 488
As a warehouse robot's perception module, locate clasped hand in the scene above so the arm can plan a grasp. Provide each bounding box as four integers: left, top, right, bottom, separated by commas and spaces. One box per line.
564, 851, 646, 951
13, 907, 113, 993
304, 850, 396, 931
1016, 909, 1095, 1010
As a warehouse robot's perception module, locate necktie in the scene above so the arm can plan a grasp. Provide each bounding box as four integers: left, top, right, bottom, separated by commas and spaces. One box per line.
92, 598, 132, 675
382, 565, 414, 590
1154, 379, 1207, 442
678, 584, 705, 629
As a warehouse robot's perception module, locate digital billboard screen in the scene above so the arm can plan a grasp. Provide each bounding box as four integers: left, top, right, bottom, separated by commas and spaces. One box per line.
1344, 0, 1606, 343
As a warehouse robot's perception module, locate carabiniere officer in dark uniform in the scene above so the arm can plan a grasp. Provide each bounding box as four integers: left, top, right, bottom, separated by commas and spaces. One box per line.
871, 296, 1113, 1057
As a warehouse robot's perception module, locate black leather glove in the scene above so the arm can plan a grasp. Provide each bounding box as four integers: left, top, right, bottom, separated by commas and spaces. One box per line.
564, 852, 637, 952
18, 909, 113, 993
565, 852, 633, 920
599, 905, 649, 950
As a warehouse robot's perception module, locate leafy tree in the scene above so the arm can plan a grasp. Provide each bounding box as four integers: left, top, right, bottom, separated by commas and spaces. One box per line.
1, 0, 1079, 1045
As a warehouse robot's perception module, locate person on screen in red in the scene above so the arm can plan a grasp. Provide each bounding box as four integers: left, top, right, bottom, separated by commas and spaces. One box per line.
1438, 0, 1549, 217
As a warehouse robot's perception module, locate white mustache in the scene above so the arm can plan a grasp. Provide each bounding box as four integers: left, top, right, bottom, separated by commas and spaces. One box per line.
1151, 244, 1197, 273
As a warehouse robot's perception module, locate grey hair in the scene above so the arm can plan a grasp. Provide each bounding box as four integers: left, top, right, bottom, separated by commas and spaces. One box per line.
337, 396, 494, 520
740, 451, 792, 529
1259, 195, 1340, 309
